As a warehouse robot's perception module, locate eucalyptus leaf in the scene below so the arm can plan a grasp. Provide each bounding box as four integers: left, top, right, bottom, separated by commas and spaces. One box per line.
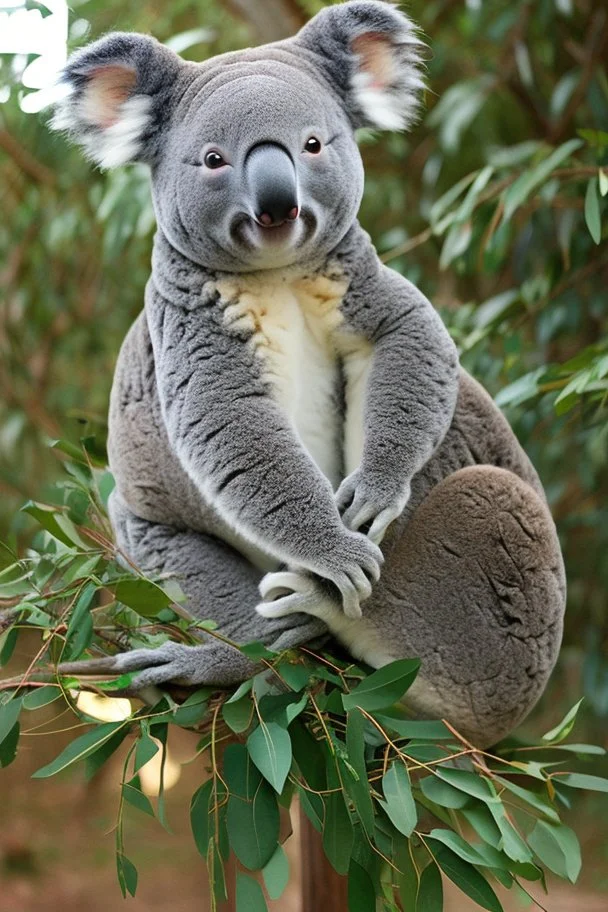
342, 659, 420, 712
380, 761, 417, 837
528, 820, 581, 883
33, 721, 128, 778
323, 789, 354, 876
434, 846, 503, 912
584, 178, 602, 245
262, 844, 289, 901
415, 861, 443, 912
236, 872, 268, 912
224, 743, 279, 870
246, 720, 292, 793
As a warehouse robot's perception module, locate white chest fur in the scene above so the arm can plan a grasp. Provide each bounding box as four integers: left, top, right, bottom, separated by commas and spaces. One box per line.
215, 271, 372, 488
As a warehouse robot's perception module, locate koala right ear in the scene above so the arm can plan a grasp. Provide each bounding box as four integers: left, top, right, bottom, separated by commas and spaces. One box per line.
51, 33, 183, 169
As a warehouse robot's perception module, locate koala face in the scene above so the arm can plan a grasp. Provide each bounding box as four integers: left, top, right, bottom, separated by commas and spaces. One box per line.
54, 1, 425, 273
153, 61, 364, 271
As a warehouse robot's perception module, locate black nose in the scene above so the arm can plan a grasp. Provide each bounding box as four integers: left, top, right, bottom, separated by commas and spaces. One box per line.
245, 143, 299, 227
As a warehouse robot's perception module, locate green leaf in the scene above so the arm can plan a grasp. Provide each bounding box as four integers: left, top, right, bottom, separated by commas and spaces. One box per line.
223, 693, 253, 733
258, 691, 308, 727
528, 821, 581, 883
344, 709, 375, 837
0, 721, 19, 767
291, 720, 327, 791
373, 714, 452, 741
224, 743, 279, 870
236, 872, 268, 912
0, 697, 22, 747
397, 840, 419, 912
208, 839, 228, 906
462, 805, 502, 849
494, 776, 559, 823
599, 168, 608, 197
584, 178, 602, 244
420, 775, 472, 809
64, 580, 96, 659
0, 563, 33, 598
547, 743, 605, 755
190, 778, 228, 858
430, 171, 479, 227
113, 577, 173, 616
116, 853, 138, 898
434, 846, 503, 912
262, 844, 289, 901
23, 686, 63, 711
275, 660, 311, 691
553, 773, 608, 792
171, 689, 211, 727
542, 698, 585, 743
380, 761, 417, 837
240, 640, 277, 660
0, 628, 19, 667
428, 830, 489, 867
495, 367, 546, 408
123, 782, 155, 817
434, 770, 531, 863
348, 858, 376, 912
416, 861, 443, 912
32, 721, 128, 778
501, 138, 583, 221
298, 786, 324, 833
342, 659, 420, 712
84, 726, 129, 780
22, 501, 87, 548
247, 720, 292, 793
323, 789, 354, 875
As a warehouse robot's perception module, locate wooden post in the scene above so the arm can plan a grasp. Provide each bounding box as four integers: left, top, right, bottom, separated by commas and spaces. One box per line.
300, 804, 348, 911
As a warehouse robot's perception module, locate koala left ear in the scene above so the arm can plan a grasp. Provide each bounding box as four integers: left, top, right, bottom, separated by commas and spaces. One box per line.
295, 1, 425, 131
51, 33, 184, 168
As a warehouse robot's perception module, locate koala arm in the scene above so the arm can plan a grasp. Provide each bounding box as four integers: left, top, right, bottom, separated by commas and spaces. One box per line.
145, 283, 381, 618
335, 228, 460, 543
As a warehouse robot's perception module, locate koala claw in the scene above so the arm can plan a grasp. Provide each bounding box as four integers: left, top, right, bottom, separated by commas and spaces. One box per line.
336, 471, 410, 545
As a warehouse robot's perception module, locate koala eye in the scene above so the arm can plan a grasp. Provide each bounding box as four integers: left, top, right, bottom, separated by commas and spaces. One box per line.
204, 150, 226, 169
304, 136, 322, 154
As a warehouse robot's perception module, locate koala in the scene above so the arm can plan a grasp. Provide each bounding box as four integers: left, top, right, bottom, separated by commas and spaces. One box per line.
54, 1, 565, 746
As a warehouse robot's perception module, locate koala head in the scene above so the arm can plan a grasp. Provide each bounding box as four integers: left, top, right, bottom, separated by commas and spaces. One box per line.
54, 1, 425, 272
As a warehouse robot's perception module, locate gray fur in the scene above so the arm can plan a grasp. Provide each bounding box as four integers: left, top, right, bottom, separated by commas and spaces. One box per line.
54, 2, 565, 746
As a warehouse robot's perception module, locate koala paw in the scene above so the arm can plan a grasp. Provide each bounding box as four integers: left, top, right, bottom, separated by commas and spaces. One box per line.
57, 640, 253, 692
336, 470, 410, 545
310, 530, 382, 618
256, 570, 339, 622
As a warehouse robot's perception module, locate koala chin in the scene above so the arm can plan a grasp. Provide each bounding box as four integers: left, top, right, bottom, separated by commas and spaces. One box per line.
53, 1, 565, 746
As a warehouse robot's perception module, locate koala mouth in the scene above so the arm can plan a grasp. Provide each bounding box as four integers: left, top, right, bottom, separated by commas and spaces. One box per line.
232, 210, 316, 253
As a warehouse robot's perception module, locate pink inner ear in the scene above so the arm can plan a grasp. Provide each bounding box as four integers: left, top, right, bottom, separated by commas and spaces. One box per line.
81, 65, 138, 129
351, 33, 395, 91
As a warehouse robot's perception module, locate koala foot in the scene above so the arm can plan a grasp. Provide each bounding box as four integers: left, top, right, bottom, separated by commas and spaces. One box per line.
57, 640, 255, 693
336, 470, 410, 544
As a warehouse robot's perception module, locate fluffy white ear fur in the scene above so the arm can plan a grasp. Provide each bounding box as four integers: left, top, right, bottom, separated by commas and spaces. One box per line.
52, 65, 152, 169
350, 28, 426, 131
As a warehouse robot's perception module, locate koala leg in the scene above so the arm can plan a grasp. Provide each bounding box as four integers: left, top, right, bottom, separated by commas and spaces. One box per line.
348, 465, 566, 746
58, 499, 328, 691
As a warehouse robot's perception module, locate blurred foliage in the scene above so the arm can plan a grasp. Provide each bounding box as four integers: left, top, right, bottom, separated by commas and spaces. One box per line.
0, 0, 607, 728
